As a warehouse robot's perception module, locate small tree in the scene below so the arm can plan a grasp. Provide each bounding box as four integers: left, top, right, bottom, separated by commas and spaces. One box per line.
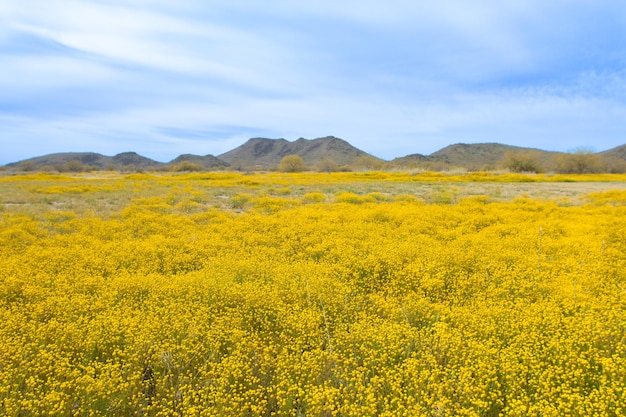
316, 158, 339, 173
63, 160, 87, 173
279, 155, 307, 172
352, 155, 386, 171
604, 156, 626, 174
172, 161, 203, 172
18, 161, 36, 172
555, 149, 604, 174
503, 151, 543, 173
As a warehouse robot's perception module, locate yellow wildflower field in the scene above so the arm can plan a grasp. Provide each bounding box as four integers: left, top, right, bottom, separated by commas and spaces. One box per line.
0, 172, 625, 416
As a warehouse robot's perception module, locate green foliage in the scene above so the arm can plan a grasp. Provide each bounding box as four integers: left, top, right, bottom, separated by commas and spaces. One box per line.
278, 155, 307, 172
431, 186, 459, 204
229, 193, 252, 209
335, 192, 379, 204
316, 157, 339, 173
556, 149, 605, 174
604, 156, 626, 173
302, 192, 326, 203
503, 151, 544, 173
17, 161, 37, 172
172, 161, 204, 172
56, 160, 89, 173
352, 155, 386, 171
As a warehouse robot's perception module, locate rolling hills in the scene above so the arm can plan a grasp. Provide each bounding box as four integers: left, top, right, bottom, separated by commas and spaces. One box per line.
4, 137, 626, 172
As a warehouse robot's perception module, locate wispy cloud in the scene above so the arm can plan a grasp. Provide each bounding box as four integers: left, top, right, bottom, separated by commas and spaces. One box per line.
2, 0, 626, 163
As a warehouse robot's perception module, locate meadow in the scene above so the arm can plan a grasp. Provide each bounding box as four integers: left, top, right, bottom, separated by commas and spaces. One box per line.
1, 171, 625, 416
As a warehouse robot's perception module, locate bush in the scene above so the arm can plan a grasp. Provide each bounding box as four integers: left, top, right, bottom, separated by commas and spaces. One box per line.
555, 149, 604, 174
604, 157, 626, 174
503, 151, 543, 173
172, 161, 204, 172
316, 158, 339, 173
17, 161, 37, 172
229, 193, 252, 210
352, 155, 386, 171
57, 160, 88, 173
335, 192, 376, 204
302, 192, 326, 203
279, 155, 307, 172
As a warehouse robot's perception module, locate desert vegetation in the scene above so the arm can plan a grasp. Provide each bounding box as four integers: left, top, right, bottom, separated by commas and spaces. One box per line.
1, 171, 625, 416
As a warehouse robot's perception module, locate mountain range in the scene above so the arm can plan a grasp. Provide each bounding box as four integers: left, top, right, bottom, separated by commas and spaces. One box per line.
4, 136, 626, 172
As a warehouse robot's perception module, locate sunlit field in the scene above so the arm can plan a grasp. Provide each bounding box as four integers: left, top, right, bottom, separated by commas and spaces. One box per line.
1, 172, 625, 416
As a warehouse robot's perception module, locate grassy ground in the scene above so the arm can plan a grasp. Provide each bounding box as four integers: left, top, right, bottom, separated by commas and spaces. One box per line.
2, 171, 626, 216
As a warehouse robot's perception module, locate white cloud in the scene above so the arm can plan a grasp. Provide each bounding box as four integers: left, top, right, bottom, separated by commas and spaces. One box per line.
2, 0, 626, 164
4, 79, 625, 164
9, 3, 263, 74
3, 56, 120, 88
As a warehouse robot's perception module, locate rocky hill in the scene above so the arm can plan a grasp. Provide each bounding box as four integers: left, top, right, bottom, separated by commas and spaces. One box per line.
111, 152, 160, 168
218, 136, 382, 168
5, 152, 164, 171
6, 152, 111, 169
4, 139, 626, 172
393, 143, 562, 170
5, 151, 229, 172
433, 143, 542, 166
600, 144, 626, 160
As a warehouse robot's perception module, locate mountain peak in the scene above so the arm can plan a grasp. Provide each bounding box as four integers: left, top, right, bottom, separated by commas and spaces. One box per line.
218, 136, 380, 167
112, 152, 159, 166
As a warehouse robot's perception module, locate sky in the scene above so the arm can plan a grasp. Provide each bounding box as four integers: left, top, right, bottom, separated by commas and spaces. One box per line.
2, 0, 626, 164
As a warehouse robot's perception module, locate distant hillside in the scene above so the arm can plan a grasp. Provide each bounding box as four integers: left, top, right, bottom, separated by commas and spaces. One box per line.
600, 144, 626, 160
433, 143, 532, 166
4, 139, 626, 173
111, 152, 161, 168
6, 152, 166, 171
5, 151, 230, 172
169, 154, 229, 168
218, 136, 382, 168
431, 143, 562, 169
6, 151, 165, 171
390, 152, 429, 165
393, 143, 563, 170
6, 152, 114, 169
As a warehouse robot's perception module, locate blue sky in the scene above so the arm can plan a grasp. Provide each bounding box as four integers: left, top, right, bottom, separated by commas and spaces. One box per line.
2, 1, 626, 164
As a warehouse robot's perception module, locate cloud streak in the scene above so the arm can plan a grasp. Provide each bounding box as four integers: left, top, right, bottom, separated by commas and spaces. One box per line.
2, 0, 626, 163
